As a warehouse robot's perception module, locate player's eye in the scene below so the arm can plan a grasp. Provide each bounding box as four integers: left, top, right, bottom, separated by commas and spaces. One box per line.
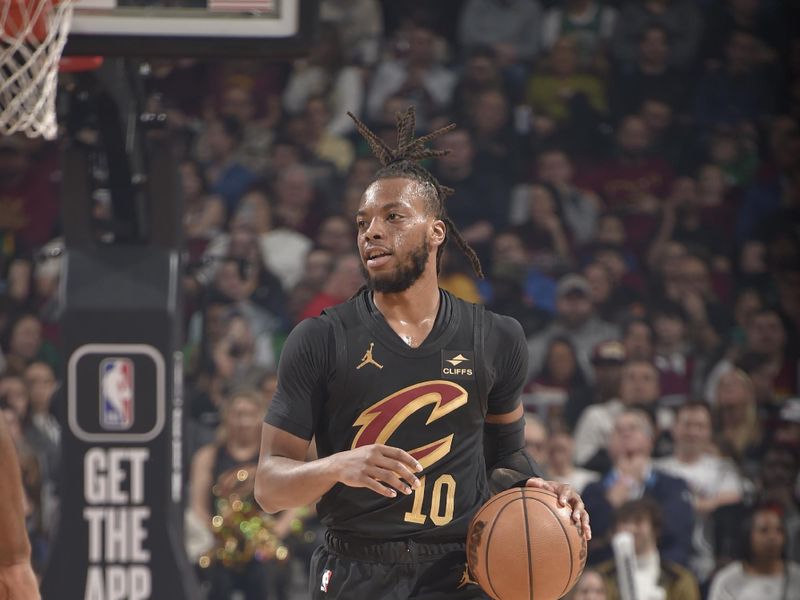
356, 220, 367, 229
387, 213, 400, 221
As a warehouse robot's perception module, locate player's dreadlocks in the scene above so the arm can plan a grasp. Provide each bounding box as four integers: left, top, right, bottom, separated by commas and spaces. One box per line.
348, 107, 484, 279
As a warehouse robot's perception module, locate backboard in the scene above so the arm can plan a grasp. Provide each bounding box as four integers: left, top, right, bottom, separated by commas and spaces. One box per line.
65, 0, 318, 57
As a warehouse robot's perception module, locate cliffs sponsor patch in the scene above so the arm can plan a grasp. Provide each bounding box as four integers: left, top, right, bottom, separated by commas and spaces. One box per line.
441, 350, 474, 379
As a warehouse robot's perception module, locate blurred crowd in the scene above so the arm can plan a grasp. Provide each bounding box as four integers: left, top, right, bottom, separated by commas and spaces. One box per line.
1, 0, 799, 598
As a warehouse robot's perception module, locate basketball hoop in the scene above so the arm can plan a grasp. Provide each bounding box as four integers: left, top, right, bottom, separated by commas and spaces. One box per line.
0, 0, 74, 139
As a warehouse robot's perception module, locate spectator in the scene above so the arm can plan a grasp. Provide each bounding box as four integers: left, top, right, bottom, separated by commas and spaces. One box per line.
596, 498, 701, 600
451, 46, 515, 122
525, 36, 607, 132
536, 148, 600, 246
219, 84, 279, 174
622, 317, 655, 362
583, 261, 621, 323
547, 431, 600, 494
315, 215, 356, 258
282, 23, 365, 137
458, 0, 543, 67
659, 253, 731, 356
708, 504, 800, 600
706, 123, 761, 190
705, 308, 798, 405
296, 254, 363, 323
541, 0, 618, 72
303, 96, 355, 174
466, 88, 523, 181
181, 159, 225, 247
200, 116, 257, 215
565, 569, 609, 600
197, 188, 312, 294
479, 232, 554, 336
701, 0, 788, 66
578, 115, 675, 230
611, 25, 686, 120
190, 388, 294, 600
527, 274, 619, 385
272, 164, 326, 240
737, 119, 799, 242
639, 96, 693, 173
581, 408, 694, 567
573, 359, 661, 470
366, 21, 456, 129
524, 412, 550, 469
526, 336, 590, 429
217, 224, 288, 324
298, 249, 335, 293
319, 0, 383, 66
712, 369, 765, 482
513, 183, 573, 274
430, 128, 510, 251
695, 28, 779, 129
22, 361, 59, 450
656, 401, 745, 581
650, 301, 695, 405
1, 313, 57, 376
0, 134, 60, 259
565, 340, 626, 432
611, 0, 703, 70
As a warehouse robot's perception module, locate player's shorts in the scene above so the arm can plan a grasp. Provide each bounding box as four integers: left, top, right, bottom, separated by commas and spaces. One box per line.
308, 530, 490, 599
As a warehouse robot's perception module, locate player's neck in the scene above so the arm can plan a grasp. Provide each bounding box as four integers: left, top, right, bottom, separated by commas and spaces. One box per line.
373, 269, 441, 328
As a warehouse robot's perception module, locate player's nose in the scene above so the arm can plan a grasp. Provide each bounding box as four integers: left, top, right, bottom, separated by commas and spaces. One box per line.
363, 217, 384, 240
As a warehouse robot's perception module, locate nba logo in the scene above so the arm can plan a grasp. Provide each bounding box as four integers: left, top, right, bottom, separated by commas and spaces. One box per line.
100, 358, 134, 430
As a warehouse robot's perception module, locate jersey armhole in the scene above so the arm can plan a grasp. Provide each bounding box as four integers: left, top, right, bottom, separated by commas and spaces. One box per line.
473, 303, 488, 416
322, 305, 350, 413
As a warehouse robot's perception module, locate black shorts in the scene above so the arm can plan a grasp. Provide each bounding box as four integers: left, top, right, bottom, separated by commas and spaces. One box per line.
308, 531, 490, 600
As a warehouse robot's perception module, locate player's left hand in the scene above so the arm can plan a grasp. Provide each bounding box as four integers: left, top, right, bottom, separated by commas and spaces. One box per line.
525, 478, 591, 541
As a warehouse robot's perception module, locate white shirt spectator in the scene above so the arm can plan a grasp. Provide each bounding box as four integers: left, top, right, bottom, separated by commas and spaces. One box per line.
573, 398, 624, 466
283, 65, 364, 137
708, 561, 800, 600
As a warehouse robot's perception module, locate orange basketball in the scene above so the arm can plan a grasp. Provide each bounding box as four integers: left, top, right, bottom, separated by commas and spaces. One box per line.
466, 488, 587, 600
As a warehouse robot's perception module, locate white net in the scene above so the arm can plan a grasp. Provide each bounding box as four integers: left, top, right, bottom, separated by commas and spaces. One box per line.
0, 0, 73, 139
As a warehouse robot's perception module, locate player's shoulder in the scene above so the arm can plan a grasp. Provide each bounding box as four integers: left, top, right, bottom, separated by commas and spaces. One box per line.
281, 313, 336, 360
288, 313, 335, 341
482, 307, 526, 345
442, 292, 524, 341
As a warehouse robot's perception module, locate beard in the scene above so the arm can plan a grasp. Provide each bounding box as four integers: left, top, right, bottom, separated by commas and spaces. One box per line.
362, 235, 430, 294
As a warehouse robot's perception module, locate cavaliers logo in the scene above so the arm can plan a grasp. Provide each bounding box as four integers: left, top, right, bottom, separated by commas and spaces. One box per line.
351, 381, 468, 470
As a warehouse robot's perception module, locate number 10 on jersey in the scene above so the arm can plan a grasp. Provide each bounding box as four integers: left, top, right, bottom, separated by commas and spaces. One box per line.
404, 474, 456, 526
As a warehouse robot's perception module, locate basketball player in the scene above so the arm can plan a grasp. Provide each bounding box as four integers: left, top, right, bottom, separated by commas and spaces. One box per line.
0, 413, 40, 599
255, 108, 591, 599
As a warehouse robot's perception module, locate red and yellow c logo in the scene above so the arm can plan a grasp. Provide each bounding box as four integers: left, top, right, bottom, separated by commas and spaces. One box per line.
351, 381, 469, 470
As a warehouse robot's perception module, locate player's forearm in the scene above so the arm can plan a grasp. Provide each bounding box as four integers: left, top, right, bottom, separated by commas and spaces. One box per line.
255, 455, 340, 513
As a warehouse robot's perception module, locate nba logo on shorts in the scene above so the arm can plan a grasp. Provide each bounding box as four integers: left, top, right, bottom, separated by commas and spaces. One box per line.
100, 358, 134, 430
320, 569, 332, 592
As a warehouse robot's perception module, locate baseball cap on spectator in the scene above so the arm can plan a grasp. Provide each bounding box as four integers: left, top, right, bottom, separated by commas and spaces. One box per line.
557, 274, 590, 298
591, 340, 626, 365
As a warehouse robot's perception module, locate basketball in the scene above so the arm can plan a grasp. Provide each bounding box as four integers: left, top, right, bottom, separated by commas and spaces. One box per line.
466, 488, 587, 600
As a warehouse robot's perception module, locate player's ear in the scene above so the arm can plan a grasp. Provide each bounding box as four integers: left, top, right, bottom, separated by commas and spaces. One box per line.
430, 219, 446, 248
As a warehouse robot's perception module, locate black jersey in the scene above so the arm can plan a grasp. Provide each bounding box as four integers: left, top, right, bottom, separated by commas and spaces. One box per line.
266, 289, 528, 542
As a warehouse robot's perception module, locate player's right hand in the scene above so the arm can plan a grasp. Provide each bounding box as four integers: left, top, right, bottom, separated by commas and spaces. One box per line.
332, 444, 423, 498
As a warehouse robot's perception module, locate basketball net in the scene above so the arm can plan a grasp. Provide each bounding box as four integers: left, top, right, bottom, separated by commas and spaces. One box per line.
0, 0, 74, 139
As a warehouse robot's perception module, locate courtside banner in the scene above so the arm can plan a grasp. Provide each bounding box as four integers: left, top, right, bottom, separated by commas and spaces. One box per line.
41, 246, 199, 600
